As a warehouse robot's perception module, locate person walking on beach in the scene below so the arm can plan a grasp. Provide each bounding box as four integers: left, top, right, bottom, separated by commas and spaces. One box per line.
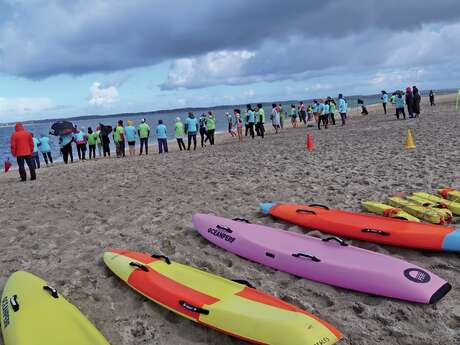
290, 104, 298, 128
405, 87, 414, 118
245, 104, 255, 138
338, 94, 348, 126
429, 90, 435, 106
255, 104, 265, 138
299, 101, 307, 125
317, 100, 325, 130
113, 120, 125, 158
156, 120, 168, 154
10, 123, 36, 181
73, 127, 87, 161
175, 117, 186, 151
307, 104, 313, 126
312, 100, 320, 124
125, 120, 136, 156
86, 127, 98, 160
39, 134, 53, 165
186, 112, 198, 151
395, 93, 406, 119
412, 86, 421, 118
234, 109, 243, 142
32, 134, 41, 169
271, 104, 281, 134
138, 119, 150, 155
381, 91, 388, 114
206, 111, 216, 145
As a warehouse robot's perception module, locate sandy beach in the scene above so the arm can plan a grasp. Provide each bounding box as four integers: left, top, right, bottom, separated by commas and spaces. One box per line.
1, 94, 459, 345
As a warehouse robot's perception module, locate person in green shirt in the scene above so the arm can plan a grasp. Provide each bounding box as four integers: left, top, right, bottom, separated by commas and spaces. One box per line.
138, 118, 150, 155
206, 111, 216, 145
86, 127, 98, 160
278, 104, 284, 129
175, 117, 186, 151
329, 100, 337, 125
113, 120, 125, 158
255, 104, 265, 138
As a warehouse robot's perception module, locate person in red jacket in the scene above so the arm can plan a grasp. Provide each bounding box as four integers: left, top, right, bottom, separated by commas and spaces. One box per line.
10, 122, 36, 181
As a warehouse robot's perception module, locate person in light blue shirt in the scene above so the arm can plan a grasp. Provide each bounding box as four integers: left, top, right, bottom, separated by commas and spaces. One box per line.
185, 112, 198, 150
395, 93, 406, 120
381, 91, 389, 115
125, 120, 137, 156
39, 135, 53, 165
156, 120, 168, 154
59, 132, 74, 164
338, 94, 348, 126
32, 134, 41, 169
245, 104, 255, 138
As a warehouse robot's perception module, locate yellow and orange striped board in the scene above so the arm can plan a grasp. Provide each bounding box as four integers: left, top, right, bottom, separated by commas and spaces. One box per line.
103, 249, 342, 345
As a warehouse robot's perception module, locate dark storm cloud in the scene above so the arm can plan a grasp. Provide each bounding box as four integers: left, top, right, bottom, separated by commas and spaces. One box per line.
1, 0, 460, 82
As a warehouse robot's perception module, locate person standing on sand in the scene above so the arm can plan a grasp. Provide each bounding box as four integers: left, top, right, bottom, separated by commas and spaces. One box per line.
185, 112, 198, 151
338, 94, 348, 126
429, 90, 435, 106
138, 119, 150, 155
405, 87, 414, 118
234, 109, 243, 142
59, 130, 74, 163
307, 104, 313, 125
290, 104, 298, 128
175, 117, 186, 151
412, 86, 421, 118
299, 101, 307, 125
317, 100, 325, 130
226, 112, 236, 137
255, 104, 265, 138
206, 111, 216, 145
95, 126, 102, 157
39, 134, 53, 165
245, 104, 255, 138
125, 120, 137, 156
199, 113, 208, 147
312, 100, 320, 124
73, 127, 87, 161
113, 120, 125, 158
278, 104, 284, 129
271, 104, 280, 134
86, 127, 98, 160
32, 134, 41, 169
323, 100, 330, 129
99, 125, 111, 157
395, 93, 406, 120
329, 99, 337, 125
381, 91, 388, 115
10, 123, 36, 181
156, 120, 168, 154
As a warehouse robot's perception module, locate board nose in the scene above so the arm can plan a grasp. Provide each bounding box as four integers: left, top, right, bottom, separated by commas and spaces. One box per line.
260, 203, 275, 215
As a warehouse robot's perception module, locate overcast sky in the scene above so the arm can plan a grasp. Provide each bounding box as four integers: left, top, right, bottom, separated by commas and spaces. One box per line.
1, 0, 460, 121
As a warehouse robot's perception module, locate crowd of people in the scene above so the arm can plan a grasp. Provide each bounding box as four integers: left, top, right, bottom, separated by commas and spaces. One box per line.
8, 88, 432, 182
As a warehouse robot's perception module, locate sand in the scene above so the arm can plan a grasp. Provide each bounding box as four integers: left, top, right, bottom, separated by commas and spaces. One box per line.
0, 94, 459, 345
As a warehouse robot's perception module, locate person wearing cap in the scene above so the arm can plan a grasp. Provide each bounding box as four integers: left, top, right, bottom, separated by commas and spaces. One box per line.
138, 118, 150, 155
125, 120, 137, 156
175, 117, 186, 151
185, 112, 198, 150
338, 94, 348, 126
156, 119, 168, 154
113, 120, 125, 158
11, 122, 36, 181
206, 111, 216, 145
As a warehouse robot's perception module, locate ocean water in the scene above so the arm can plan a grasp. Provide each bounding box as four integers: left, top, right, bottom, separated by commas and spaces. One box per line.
0, 93, 386, 166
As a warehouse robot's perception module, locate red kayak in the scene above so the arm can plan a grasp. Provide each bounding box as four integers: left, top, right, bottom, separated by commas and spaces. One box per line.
260, 203, 460, 251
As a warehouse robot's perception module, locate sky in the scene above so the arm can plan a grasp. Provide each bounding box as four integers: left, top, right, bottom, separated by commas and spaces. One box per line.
1, 0, 460, 122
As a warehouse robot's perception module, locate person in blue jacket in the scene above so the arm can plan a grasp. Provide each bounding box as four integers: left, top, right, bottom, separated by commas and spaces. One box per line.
395, 93, 406, 120
125, 120, 137, 156
185, 112, 198, 151
59, 131, 74, 164
39, 134, 53, 165
381, 91, 389, 115
156, 120, 168, 154
338, 94, 348, 126
32, 134, 41, 169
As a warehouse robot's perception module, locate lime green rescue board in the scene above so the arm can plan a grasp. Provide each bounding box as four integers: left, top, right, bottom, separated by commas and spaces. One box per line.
0, 271, 110, 345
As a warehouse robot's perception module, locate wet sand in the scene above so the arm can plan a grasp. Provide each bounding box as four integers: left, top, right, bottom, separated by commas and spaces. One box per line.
0, 94, 459, 345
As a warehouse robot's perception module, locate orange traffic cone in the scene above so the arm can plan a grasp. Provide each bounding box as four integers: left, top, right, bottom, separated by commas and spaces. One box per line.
306, 133, 314, 151
405, 128, 416, 150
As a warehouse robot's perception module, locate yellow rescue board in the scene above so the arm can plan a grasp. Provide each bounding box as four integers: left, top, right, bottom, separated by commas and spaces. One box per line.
361, 201, 420, 222
387, 197, 446, 224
